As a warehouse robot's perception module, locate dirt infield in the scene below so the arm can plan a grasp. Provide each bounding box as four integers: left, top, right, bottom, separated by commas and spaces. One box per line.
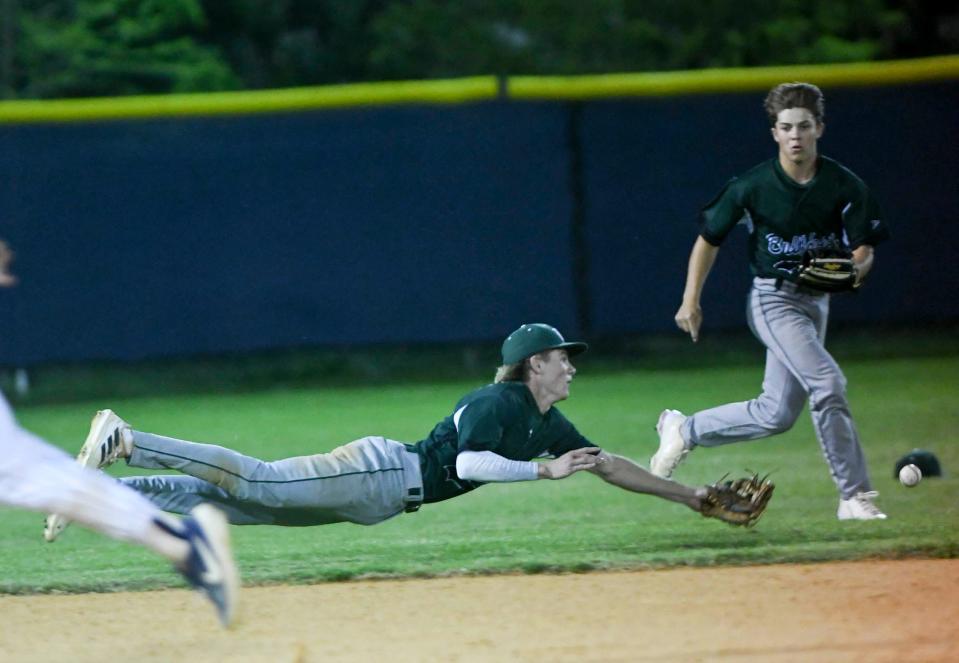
1, 559, 956, 662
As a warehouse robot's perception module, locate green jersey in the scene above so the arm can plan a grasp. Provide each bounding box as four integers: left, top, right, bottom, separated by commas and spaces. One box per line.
409, 381, 592, 503
699, 156, 890, 281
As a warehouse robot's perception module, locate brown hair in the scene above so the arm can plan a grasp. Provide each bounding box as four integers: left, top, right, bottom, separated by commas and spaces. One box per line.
764, 82, 824, 126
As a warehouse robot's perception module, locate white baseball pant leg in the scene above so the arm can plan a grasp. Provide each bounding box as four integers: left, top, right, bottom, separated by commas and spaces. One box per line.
683, 278, 872, 499
0, 392, 164, 544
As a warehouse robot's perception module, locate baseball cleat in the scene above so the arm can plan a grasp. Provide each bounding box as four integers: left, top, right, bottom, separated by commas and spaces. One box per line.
43, 513, 71, 542
176, 505, 240, 628
76, 409, 132, 471
42, 410, 132, 543
650, 409, 690, 478
837, 491, 887, 521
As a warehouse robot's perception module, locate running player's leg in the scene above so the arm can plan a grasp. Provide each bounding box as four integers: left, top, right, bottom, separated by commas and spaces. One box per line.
1, 417, 241, 625
748, 286, 871, 498
683, 283, 808, 447
0, 401, 172, 549
685, 347, 807, 446
802, 294, 872, 498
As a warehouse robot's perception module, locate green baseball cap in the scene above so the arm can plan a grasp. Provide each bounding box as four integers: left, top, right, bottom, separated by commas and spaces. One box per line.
501, 323, 588, 364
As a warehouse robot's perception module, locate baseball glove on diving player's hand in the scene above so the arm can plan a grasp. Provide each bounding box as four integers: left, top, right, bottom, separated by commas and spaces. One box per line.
699, 474, 775, 527
797, 249, 859, 293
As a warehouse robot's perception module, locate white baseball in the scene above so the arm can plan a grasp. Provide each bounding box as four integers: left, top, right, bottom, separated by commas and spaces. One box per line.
899, 463, 922, 487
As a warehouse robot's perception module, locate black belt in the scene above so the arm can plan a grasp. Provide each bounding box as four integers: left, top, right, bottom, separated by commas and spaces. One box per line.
766, 277, 826, 297
404, 486, 423, 513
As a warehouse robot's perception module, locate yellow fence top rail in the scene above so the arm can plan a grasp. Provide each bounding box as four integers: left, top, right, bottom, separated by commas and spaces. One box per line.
1, 55, 956, 124
508, 55, 959, 100
0, 76, 499, 124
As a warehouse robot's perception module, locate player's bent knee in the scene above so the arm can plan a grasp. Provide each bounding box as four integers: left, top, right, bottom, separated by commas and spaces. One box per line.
762, 414, 798, 435
754, 402, 802, 434
809, 377, 849, 410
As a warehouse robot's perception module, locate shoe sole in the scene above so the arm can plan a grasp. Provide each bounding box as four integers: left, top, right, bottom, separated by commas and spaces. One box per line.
190, 504, 240, 627
43, 410, 125, 543
837, 511, 888, 521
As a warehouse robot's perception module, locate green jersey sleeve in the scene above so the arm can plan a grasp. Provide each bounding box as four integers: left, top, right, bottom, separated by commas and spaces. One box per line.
455, 395, 509, 453
841, 180, 890, 249
699, 177, 747, 246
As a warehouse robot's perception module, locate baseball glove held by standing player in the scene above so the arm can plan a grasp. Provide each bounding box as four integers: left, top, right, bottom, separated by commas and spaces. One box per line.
796, 249, 860, 293
699, 474, 775, 527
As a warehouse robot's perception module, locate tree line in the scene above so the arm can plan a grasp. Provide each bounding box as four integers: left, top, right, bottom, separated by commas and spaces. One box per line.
1, 0, 955, 99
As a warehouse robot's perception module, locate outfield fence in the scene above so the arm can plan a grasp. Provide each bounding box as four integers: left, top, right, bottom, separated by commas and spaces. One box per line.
1, 56, 957, 364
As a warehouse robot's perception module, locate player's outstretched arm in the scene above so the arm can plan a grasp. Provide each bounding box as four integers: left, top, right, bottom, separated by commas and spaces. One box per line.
454, 448, 602, 483
588, 452, 703, 510
537, 447, 604, 479
675, 236, 719, 342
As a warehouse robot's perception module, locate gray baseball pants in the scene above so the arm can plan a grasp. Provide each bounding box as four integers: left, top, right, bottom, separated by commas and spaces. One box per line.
682, 277, 872, 499
120, 433, 424, 526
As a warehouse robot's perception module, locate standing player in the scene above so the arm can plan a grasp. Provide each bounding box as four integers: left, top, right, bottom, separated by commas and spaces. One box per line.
0, 239, 239, 626
45, 323, 770, 535
650, 82, 890, 520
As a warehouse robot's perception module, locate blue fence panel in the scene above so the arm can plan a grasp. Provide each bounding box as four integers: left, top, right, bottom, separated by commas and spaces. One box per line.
580, 94, 760, 335
0, 103, 578, 364
1, 82, 956, 365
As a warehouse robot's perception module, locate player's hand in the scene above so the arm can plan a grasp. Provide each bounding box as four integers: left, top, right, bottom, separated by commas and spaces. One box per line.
539, 447, 603, 479
674, 301, 702, 342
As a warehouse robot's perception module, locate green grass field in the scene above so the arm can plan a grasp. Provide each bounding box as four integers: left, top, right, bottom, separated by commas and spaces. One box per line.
2, 352, 957, 595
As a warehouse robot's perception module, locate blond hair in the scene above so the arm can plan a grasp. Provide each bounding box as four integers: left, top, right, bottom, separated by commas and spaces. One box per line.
494, 361, 526, 383
493, 351, 555, 383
